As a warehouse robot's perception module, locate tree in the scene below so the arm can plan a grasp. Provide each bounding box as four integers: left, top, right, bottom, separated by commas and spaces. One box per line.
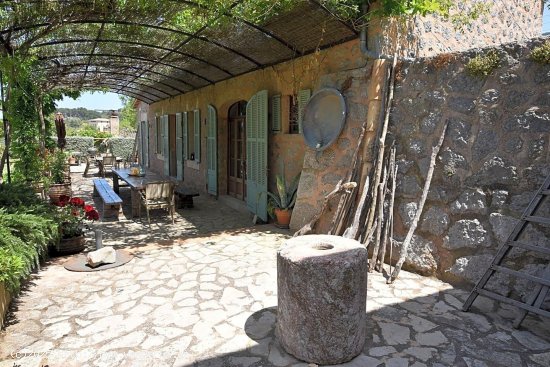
118, 96, 137, 134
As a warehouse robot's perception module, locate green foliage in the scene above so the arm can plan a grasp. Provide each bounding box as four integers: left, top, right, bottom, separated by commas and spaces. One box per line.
73, 123, 112, 139
105, 137, 135, 159
65, 136, 95, 154
47, 149, 69, 184
119, 96, 137, 133
530, 41, 550, 65
466, 50, 500, 77
267, 171, 301, 210
57, 107, 103, 120
0, 184, 59, 292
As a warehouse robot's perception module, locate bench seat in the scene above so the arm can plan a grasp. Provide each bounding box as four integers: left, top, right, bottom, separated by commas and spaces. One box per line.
174, 187, 200, 208
93, 178, 123, 219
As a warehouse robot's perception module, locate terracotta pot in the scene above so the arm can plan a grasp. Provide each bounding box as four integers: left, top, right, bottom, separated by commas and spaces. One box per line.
48, 183, 72, 204
274, 208, 292, 229
56, 235, 86, 255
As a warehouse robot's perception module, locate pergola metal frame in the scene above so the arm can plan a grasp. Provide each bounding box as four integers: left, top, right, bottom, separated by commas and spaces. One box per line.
0, 0, 359, 103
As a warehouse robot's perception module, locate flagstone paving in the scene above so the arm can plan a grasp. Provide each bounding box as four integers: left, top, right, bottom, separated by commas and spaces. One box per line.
0, 167, 549, 367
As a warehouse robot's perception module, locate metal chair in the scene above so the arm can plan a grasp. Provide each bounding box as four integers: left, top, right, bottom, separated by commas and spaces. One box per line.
139, 182, 175, 224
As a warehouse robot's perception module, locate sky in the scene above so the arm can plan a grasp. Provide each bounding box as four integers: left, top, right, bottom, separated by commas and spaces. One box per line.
54, 6, 549, 111
57, 91, 124, 111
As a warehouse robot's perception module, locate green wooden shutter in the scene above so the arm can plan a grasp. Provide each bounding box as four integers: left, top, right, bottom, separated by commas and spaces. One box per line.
297, 89, 311, 134
207, 105, 217, 196
140, 121, 149, 167
182, 112, 188, 160
246, 90, 268, 222
162, 115, 169, 175
272, 95, 281, 132
193, 109, 201, 162
176, 113, 184, 180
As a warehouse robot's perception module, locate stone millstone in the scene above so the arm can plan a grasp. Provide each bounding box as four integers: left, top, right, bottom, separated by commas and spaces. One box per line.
86, 247, 117, 268
276, 235, 368, 365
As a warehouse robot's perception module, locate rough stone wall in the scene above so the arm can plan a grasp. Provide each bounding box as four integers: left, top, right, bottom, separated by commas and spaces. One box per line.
390, 37, 549, 296
369, 0, 543, 58
289, 65, 374, 233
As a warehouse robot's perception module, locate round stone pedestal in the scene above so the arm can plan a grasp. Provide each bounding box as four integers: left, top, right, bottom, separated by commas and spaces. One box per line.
276, 234, 368, 365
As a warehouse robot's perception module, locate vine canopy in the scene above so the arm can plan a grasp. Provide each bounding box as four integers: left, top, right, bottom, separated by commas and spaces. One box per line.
0, 0, 364, 103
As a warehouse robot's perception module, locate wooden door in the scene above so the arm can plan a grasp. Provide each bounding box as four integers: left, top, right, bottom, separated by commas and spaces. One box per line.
227, 101, 247, 200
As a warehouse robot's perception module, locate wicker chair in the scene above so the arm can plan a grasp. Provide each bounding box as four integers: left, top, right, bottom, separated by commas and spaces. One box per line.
139, 182, 175, 224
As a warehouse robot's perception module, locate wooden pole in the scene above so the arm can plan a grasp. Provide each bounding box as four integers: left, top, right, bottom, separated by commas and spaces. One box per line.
376, 147, 397, 272
388, 121, 449, 283
364, 54, 397, 245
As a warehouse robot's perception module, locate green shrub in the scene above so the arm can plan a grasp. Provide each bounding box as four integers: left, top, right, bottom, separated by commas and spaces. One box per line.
65, 136, 95, 154
104, 137, 135, 159
530, 41, 550, 64
0, 184, 59, 292
466, 50, 500, 77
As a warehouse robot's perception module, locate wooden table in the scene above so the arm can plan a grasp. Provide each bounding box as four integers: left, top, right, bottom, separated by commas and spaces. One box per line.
112, 168, 175, 217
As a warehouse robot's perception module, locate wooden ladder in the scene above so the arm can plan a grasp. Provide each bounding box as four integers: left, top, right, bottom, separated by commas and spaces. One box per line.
462, 173, 550, 328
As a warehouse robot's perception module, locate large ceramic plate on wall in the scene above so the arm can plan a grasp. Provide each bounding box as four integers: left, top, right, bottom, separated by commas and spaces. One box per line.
302, 88, 347, 152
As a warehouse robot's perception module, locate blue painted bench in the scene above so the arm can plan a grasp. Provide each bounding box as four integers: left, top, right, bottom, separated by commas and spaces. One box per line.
93, 178, 123, 219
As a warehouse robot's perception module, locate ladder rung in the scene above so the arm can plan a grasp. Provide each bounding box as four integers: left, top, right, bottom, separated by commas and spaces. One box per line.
490, 265, 550, 287
508, 241, 550, 255
541, 190, 550, 195
524, 216, 550, 225
476, 288, 550, 319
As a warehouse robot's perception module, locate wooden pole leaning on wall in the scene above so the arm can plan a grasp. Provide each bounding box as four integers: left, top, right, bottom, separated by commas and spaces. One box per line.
363, 54, 397, 246
388, 121, 449, 284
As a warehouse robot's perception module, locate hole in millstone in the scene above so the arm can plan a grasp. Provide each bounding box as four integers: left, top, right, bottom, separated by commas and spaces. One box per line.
312, 243, 334, 250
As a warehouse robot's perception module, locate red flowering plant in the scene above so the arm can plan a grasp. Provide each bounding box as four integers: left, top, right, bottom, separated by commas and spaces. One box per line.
53, 195, 100, 238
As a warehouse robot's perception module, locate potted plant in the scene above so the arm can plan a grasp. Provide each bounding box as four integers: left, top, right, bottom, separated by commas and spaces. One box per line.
267, 171, 301, 228
46, 150, 72, 203
53, 195, 99, 254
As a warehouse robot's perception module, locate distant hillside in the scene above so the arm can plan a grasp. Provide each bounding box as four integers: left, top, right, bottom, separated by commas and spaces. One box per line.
56, 107, 110, 120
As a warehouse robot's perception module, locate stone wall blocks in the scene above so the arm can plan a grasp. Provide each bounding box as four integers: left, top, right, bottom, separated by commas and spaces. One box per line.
420, 206, 450, 236
447, 73, 484, 94
398, 201, 418, 228
528, 137, 546, 160
499, 72, 520, 86
407, 139, 426, 156
503, 136, 523, 154
504, 106, 550, 133
490, 190, 508, 208
420, 112, 441, 134
450, 189, 487, 215
478, 109, 501, 126
472, 129, 498, 161
521, 165, 550, 191
448, 97, 476, 115
488, 213, 518, 243
448, 255, 511, 295
480, 89, 500, 105
446, 118, 472, 146
465, 156, 518, 187
398, 175, 422, 198
443, 219, 490, 250
295, 170, 318, 199
393, 235, 438, 274
506, 90, 535, 110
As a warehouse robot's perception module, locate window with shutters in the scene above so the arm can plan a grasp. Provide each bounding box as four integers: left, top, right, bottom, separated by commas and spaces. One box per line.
187, 111, 195, 160
288, 89, 310, 134
155, 116, 162, 153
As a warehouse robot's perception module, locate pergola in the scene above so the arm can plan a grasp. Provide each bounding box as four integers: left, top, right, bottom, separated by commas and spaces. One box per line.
0, 0, 359, 104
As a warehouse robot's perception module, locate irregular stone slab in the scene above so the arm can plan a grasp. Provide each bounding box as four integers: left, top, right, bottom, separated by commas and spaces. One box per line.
379, 322, 411, 345
276, 235, 368, 365
443, 219, 489, 250
450, 189, 487, 215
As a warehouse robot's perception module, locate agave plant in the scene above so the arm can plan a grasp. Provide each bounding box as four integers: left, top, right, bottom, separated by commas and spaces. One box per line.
267, 171, 301, 211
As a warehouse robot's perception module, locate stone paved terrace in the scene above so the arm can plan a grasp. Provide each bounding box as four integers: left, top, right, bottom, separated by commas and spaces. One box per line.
0, 166, 549, 367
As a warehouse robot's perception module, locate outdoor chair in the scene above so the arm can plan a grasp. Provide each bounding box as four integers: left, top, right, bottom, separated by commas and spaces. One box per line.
139, 182, 175, 224
99, 155, 116, 177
